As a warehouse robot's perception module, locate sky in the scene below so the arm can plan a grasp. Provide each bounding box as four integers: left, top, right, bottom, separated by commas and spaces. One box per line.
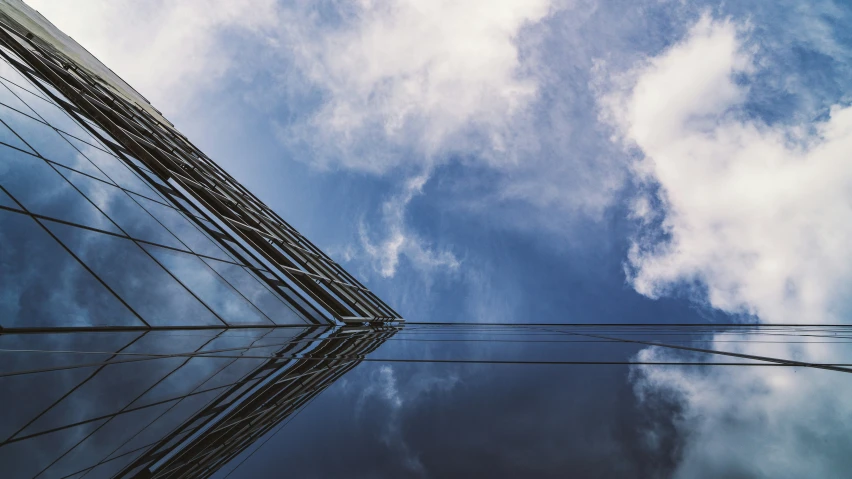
18, 0, 852, 477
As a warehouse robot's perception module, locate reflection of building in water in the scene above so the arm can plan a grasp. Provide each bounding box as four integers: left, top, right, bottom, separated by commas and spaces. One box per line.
121, 327, 396, 479
0, 3, 401, 478
0, 326, 396, 478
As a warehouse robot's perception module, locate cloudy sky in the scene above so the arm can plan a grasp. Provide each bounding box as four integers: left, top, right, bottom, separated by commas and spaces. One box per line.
21, 0, 852, 477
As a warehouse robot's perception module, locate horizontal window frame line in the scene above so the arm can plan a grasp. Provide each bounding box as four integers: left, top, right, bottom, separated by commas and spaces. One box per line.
0, 323, 341, 335
0, 92, 113, 154
0, 204, 266, 272
0, 183, 151, 329
0, 139, 171, 211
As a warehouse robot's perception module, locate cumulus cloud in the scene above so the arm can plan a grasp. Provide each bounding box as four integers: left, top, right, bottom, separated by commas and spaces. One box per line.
277, 0, 627, 223
607, 14, 852, 323
276, 0, 554, 173
605, 14, 852, 478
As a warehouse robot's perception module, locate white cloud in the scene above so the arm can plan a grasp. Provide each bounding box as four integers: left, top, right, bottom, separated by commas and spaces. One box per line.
605, 14, 852, 478
632, 344, 852, 479
359, 173, 459, 278
24, 0, 281, 110
607, 15, 852, 323
278, 0, 555, 173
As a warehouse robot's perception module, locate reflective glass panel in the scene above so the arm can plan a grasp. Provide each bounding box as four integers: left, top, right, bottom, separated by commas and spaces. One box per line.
46, 221, 223, 327
0, 53, 46, 95
1, 76, 94, 143
40, 401, 175, 479
106, 387, 221, 460
0, 103, 110, 180
142, 245, 273, 326
0, 145, 122, 232
0, 331, 141, 373
0, 418, 108, 478
0, 79, 38, 117
18, 357, 188, 437
59, 167, 189, 249
203, 259, 309, 325
59, 131, 163, 198
0, 185, 15, 207
135, 196, 235, 261
0, 209, 142, 328
0, 366, 100, 441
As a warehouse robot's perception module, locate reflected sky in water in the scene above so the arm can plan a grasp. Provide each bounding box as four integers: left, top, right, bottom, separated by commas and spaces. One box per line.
0, 326, 382, 477
4, 325, 850, 478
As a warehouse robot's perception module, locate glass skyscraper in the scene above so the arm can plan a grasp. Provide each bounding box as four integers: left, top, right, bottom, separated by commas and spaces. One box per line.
0, 2, 401, 477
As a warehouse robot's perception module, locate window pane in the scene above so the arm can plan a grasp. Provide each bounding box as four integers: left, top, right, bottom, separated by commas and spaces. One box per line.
59, 168, 186, 249
77, 115, 113, 143
0, 145, 122, 232
0, 364, 99, 442
39, 401, 175, 479
135, 196, 235, 261
59, 131, 163, 198
106, 388, 221, 460
0, 103, 110, 180
18, 356, 187, 438
122, 152, 154, 175
203, 259, 309, 325
77, 445, 147, 479
2, 77, 92, 142
46, 221, 223, 327
0, 210, 142, 328
142, 245, 272, 326
0, 415, 108, 478
2, 71, 107, 148
0, 56, 47, 99
0, 116, 34, 153
129, 355, 234, 410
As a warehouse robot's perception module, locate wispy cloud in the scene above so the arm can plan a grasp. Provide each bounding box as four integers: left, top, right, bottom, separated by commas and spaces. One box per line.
359, 173, 459, 278
358, 365, 426, 476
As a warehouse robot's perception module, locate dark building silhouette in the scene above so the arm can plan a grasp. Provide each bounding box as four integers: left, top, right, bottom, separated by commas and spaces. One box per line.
0, 3, 401, 477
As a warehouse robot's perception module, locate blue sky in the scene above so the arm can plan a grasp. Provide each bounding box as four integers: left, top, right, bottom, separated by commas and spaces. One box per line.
23, 0, 852, 477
